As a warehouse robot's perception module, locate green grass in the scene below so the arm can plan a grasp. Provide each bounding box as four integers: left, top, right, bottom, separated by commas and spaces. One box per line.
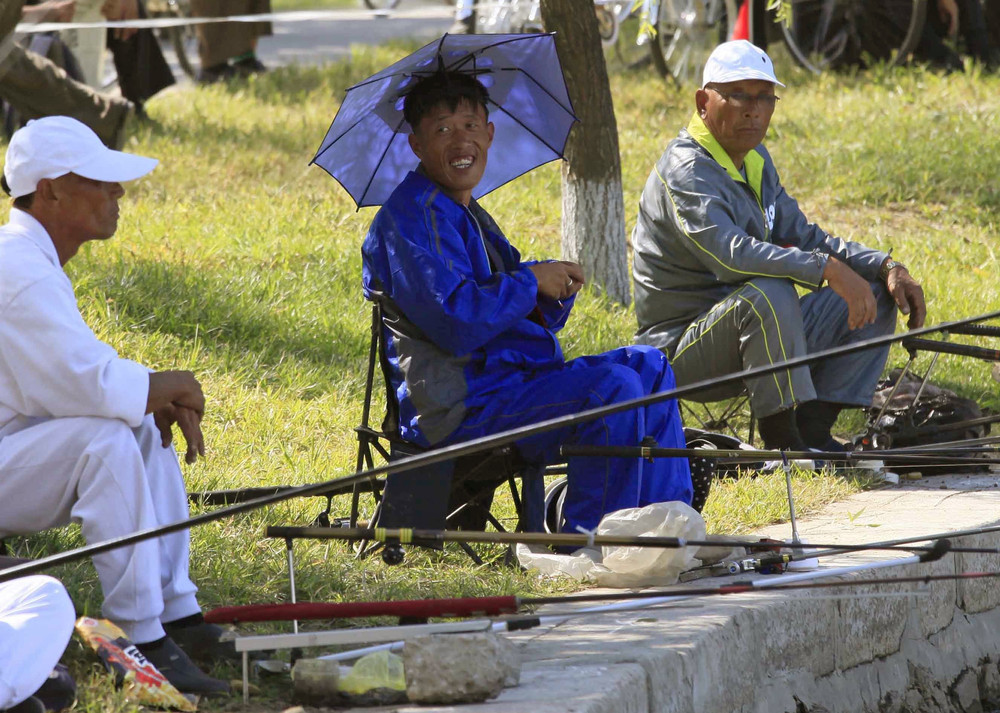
4, 42, 999, 711
271, 0, 359, 11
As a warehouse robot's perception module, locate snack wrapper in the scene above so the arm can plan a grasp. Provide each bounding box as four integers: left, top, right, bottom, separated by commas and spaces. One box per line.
75, 617, 197, 711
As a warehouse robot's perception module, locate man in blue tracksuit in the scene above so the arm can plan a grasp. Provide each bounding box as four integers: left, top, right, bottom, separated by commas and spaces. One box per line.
361, 71, 692, 533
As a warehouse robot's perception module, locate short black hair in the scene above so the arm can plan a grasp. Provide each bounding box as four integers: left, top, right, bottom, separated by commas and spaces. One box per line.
402, 71, 490, 130
0, 174, 33, 210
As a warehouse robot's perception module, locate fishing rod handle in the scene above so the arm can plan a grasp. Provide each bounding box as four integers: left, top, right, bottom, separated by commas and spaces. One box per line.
901, 337, 1000, 362
946, 324, 1000, 337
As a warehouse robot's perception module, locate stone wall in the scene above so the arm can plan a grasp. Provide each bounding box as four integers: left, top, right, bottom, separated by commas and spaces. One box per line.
518, 533, 1000, 713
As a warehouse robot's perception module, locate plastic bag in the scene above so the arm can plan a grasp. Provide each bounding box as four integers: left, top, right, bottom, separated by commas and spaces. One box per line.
598, 501, 705, 574
75, 617, 196, 711
517, 501, 707, 587
338, 650, 406, 695
514, 543, 601, 579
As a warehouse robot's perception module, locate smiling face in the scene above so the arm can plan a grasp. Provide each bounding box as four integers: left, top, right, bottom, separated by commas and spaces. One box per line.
407, 99, 494, 206
696, 79, 777, 168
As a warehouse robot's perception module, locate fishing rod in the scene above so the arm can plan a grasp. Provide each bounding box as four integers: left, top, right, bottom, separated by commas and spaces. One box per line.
316, 545, 951, 663
263, 525, 996, 555
882, 435, 1000, 451
208, 553, 977, 626
1, 309, 998, 583
561, 445, 1000, 467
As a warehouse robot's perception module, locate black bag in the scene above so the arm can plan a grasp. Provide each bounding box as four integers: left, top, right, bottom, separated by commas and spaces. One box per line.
862, 369, 991, 472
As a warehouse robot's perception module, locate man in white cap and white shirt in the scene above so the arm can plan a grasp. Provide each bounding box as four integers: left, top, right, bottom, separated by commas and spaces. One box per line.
0, 116, 230, 697
631, 40, 926, 453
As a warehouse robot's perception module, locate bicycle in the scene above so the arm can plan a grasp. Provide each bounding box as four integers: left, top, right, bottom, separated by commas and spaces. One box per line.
650, 0, 737, 83
146, 0, 197, 79
475, 0, 736, 84
777, 0, 928, 73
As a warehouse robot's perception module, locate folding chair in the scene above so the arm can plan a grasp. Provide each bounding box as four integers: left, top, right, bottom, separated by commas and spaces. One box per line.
679, 396, 757, 446
318, 302, 548, 565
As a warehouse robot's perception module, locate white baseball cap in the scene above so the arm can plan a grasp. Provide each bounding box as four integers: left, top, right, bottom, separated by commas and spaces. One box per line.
702, 40, 784, 89
3, 116, 158, 199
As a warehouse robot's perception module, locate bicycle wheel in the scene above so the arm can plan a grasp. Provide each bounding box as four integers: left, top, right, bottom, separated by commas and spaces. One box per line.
780, 0, 928, 73
603, 1, 653, 70
650, 0, 737, 84
149, 0, 197, 79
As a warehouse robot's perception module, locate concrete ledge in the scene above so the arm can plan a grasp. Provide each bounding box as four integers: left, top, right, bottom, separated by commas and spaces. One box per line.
338, 474, 1000, 713
374, 662, 649, 712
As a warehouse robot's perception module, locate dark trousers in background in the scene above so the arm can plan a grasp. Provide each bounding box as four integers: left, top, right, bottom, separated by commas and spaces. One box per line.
189, 0, 272, 68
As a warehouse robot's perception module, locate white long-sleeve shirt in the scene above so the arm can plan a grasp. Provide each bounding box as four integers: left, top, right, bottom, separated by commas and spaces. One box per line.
0, 209, 149, 435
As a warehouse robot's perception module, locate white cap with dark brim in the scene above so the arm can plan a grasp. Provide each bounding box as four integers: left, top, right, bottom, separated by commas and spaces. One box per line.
3, 116, 158, 199
702, 39, 785, 88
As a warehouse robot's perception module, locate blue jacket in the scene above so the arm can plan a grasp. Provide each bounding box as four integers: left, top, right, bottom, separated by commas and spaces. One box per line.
362, 171, 574, 446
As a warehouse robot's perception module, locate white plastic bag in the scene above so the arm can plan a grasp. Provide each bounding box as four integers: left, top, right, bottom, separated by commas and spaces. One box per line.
594, 501, 706, 587
517, 501, 706, 587
515, 543, 601, 580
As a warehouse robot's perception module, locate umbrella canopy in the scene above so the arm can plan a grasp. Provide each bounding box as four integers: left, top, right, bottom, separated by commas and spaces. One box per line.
311, 32, 578, 208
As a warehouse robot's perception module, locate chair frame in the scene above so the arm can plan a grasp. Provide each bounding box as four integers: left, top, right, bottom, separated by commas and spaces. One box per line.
343, 302, 544, 564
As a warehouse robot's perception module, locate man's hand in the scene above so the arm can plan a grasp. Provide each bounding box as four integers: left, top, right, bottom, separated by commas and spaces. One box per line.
529, 261, 585, 301
938, 0, 960, 37
148, 370, 205, 416
153, 404, 205, 464
823, 256, 877, 330
100, 0, 138, 40
886, 265, 926, 329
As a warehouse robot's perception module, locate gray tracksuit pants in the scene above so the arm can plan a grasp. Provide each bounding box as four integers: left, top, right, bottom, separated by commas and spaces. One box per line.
667, 277, 897, 418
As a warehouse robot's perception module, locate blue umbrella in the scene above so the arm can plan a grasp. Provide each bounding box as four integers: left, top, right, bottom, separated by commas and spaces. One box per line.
310, 32, 578, 209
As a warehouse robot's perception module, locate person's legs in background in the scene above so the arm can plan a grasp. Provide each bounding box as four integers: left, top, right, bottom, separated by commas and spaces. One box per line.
0, 43, 132, 147
189, 0, 271, 83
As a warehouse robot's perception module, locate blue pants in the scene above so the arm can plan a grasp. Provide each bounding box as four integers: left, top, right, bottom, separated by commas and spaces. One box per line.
445, 345, 693, 532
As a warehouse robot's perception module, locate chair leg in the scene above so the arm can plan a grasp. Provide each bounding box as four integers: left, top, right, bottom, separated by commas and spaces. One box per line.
458, 542, 484, 566
284, 539, 299, 635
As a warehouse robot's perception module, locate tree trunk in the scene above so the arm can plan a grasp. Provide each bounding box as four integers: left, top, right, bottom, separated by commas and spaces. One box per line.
539, 0, 630, 306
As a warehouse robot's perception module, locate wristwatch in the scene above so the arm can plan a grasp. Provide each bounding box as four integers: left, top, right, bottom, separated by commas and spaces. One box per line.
879, 258, 906, 283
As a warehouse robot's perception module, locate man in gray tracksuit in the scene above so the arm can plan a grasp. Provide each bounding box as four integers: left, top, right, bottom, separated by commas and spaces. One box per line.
632, 40, 926, 451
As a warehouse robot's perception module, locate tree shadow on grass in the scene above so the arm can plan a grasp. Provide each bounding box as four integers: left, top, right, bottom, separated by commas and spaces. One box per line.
83, 256, 371, 391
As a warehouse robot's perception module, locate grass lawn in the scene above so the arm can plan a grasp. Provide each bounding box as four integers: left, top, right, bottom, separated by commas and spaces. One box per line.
272, 0, 360, 10
3, 39, 999, 711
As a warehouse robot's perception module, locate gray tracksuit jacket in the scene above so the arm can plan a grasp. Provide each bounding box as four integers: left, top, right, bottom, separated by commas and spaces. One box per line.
632, 113, 888, 355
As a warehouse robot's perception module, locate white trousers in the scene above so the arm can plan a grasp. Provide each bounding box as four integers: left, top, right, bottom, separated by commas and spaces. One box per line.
0, 415, 200, 643
0, 575, 75, 709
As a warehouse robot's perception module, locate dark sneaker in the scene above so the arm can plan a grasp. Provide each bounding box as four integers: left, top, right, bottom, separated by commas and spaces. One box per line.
163, 620, 240, 664
136, 637, 230, 697
34, 663, 76, 712
197, 62, 236, 84
2, 696, 44, 713
232, 56, 267, 77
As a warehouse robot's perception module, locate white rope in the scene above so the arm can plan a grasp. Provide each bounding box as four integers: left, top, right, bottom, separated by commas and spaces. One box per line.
13, 6, 452, 34
573, 524, 597, 548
